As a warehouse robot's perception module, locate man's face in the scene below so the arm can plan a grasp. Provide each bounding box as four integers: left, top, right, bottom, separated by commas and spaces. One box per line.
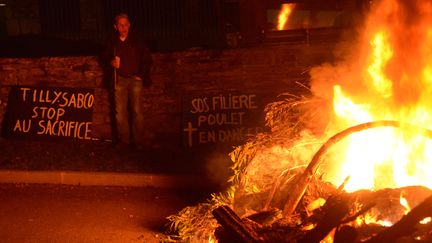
114, 17, 130, 38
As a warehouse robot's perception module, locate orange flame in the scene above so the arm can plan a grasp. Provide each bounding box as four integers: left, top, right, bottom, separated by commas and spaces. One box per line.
355, 209, 393, 227
367, 31, 393, 98
317, 0, 432, 192
240, 0, 432, 228
420, 217, 431, 224
399, 193, 411, 215
277, 3, 295, 30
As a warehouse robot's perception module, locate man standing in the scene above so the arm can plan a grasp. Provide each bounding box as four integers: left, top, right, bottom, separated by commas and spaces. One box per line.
101, 13, 152, 148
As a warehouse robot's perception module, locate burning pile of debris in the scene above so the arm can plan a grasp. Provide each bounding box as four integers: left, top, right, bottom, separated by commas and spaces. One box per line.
167, 116, 432, 242
167, 0, 432, 242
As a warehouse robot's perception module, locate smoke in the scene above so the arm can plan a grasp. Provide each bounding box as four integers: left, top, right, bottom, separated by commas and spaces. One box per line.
203, 150, 233, 191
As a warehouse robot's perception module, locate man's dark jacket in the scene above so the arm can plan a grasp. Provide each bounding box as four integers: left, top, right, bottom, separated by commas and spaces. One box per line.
101, 31, 152, 89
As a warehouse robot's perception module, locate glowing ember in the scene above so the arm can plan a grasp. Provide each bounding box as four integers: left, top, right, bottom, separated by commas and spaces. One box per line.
356, 211, 393, 227
306, 198, 326, 213
302, 223, 316, 231
208, 236, 216, 243
400, 193, 411, 215
277, 3, 295, 30
321, 229, 335, 243
420, 217, 432, 224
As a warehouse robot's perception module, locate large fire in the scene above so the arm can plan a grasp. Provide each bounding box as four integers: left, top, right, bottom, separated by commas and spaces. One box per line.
168, 0, 432, 241
312, 0, 432, 192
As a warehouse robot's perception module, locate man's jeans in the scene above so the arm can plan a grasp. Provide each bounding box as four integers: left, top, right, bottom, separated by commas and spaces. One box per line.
114, 76, 144, 144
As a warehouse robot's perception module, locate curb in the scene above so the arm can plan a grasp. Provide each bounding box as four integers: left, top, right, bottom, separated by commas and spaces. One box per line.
0, 170, 207, 189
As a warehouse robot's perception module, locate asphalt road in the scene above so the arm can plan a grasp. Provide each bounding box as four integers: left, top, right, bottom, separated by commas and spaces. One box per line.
0, 184, 208, 243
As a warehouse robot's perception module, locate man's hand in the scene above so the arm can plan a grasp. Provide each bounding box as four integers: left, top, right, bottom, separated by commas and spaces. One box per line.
111, 56, 120, 69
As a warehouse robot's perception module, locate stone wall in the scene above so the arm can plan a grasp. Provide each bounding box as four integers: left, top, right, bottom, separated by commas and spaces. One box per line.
0, 42, 338, 150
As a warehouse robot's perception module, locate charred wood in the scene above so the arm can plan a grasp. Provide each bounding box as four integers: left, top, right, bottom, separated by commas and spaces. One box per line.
298, 192, 352, 243
365, 194, 432, 243
246, 209, 281, 225
212, 205, 262, 243
334, 225, 358, 243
